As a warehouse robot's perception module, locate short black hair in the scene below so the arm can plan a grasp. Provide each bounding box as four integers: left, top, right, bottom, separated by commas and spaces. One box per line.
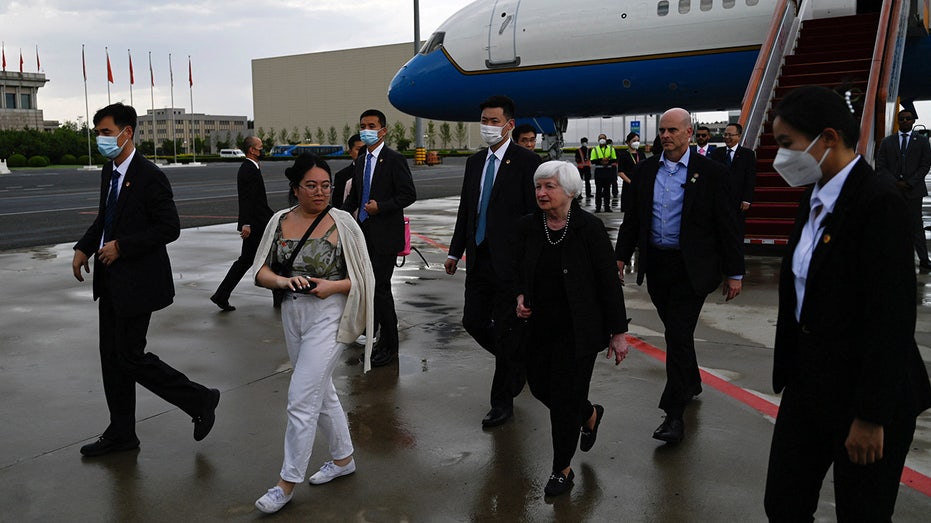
479, 95, 516, 120
580, 137, 588, 143
696, 126, 711, 133
285, 153, 333, 187
512, 123, 536, 140
347, 133, 362, 149
726, 122, 744, 135
241, 135, 260, 154
625, 132, 640, 143
93, 102, 137, 130
775, 86, 859, 148
359, 109, 386, 128
899, 108, 916, 119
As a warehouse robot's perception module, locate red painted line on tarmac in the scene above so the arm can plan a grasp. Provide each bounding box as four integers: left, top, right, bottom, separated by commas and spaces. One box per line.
626, 336, 931, 498
411, 232, 449, 253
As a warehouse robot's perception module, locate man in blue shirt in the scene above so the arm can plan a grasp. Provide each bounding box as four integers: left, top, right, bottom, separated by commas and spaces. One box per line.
615, 108, 744, 444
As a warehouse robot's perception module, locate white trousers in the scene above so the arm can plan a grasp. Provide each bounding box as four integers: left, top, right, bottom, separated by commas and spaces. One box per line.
279, 292, 354, 483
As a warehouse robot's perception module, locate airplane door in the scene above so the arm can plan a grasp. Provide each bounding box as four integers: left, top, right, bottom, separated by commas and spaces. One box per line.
487, 0, 520, 67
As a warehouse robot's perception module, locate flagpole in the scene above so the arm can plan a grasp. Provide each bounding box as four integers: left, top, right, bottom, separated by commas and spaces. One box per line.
188, 56, 196, 163
169, 53, 177, 164
127, 49, 133, 107
83, 44, 92, 168
149, 51, 157, 161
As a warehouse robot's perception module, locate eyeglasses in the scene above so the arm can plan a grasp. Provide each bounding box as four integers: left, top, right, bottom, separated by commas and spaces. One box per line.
299, 183, 332, 193
696, 133, 709, 138
898, 115, 915, 122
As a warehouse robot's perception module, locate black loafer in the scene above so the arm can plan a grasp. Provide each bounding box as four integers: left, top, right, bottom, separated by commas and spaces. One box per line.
370, 346, 397, 367
193, 388, 220, 441
544, 469, 575, 496
210, 295, 235, 312
580, 404, 604, 452
652, 417, 684, 444
481, 407, 513, 428
80, 436, 140, 457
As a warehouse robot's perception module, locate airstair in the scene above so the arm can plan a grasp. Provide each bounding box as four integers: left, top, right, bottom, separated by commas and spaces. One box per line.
739, 0, 928, 248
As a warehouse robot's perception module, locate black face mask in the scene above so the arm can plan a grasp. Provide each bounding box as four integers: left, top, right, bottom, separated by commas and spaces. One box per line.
254, 148, 264, 160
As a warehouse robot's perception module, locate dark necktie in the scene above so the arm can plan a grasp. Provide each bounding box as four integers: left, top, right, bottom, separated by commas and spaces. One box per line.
901, 133, 909, 156
475, 155, 497, 245
103, 168, 120, 242
727, 149, 734, 166
359, 153, 374, 222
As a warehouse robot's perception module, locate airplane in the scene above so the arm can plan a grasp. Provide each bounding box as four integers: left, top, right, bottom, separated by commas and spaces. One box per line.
388, 0, 931, 147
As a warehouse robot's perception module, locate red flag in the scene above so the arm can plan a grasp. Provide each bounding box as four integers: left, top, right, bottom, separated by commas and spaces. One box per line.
82, 46, 86, 81
188, 56, 192, 87
128, 51, 134, 85
19, 49, 23, 73
106, 49, 114, 83
36, 46, 40, 72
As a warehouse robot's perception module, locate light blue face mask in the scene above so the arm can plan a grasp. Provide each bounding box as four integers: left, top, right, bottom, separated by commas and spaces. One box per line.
359, 129, 381, 146
96, 127, 127, 159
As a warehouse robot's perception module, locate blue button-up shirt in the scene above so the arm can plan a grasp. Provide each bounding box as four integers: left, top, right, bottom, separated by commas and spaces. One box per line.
650, 148, 690, 249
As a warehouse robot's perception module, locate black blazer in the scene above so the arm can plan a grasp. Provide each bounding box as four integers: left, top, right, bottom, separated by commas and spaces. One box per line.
342, 145, 417, 255
331, 160, 355, 209
448, 141, 542, 290
75, 153, 180, 317
617, 149, 646, 179
773, 159, 931, 422
689, 144, 717, 157
515, 203, 627, 357
875, 131, 931, 199
710, 145, 757, 205
236, 159, 273, 232
615, 152, 744, 296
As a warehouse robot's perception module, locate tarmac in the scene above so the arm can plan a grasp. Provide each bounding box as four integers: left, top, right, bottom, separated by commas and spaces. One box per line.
1, 195, 930, 522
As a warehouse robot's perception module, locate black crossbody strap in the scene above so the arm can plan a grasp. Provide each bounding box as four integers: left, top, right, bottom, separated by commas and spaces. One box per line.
281, 205, 332, 276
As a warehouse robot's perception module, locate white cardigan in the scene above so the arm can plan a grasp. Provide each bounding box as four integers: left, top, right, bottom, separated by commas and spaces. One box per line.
252, 206, 376, 372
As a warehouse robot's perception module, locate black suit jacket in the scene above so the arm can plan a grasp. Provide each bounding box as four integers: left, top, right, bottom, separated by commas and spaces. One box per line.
615, 152, 744, 296
342, 145, 417, 255
75, 153, 180, 317
689, 144, 717, 157
515, 203, 627, 357
236, 159, 273, 232
875, 131, 931, 199
710, 145, 757, 204
773, 159, 931, 423
617, 149, 646, 179
448, 141, 542, 289
331, 160, 355, 209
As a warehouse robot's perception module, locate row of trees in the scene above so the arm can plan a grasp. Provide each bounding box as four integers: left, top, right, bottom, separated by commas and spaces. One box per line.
255, 121, 470, 152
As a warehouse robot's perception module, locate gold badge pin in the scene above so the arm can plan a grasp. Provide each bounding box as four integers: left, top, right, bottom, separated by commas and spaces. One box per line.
505, 159, 511, 165
822, 234, 831, 244
124, 182, 131, 188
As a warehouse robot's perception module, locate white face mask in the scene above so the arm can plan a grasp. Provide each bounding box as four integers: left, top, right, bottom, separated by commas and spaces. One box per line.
598, 139, 607, 146
480, 124, 507, 146
630, 141, 640, 149
773, 134, 830, 187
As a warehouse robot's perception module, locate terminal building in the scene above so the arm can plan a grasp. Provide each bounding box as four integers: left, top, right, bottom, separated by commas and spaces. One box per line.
0, 71, 59, 131
135, 108, 250, 154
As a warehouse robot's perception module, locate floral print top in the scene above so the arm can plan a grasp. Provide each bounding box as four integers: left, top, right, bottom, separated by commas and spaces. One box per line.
267, 218, 347, 281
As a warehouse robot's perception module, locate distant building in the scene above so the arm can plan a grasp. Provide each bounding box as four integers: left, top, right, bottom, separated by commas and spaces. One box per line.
0, 71, 59, 131
135, 107, 250, 154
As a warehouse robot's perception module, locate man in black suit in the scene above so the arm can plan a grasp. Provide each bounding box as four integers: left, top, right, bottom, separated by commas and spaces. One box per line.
445, 95, 542, 428
876, 108, 931, 269
689, 125, 716, 157
72, 103, 219, 457
332, 134, 364, 209
710, 123, 757, 237
616, 108, 744, 443
343, 109, 417, 367
210, 136, 273, 311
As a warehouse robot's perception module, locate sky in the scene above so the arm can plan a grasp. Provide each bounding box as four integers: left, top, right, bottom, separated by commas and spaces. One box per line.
1, 0, 475, 125
2, 0, 928, 130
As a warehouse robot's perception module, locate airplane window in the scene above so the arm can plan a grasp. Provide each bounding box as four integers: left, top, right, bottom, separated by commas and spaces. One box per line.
657, 1, 669, 16
746, 0, 759, 5
679, 0, 690, 14
723, 0, 735, 7
700, 0, 712, 10
419, 32, 445, 55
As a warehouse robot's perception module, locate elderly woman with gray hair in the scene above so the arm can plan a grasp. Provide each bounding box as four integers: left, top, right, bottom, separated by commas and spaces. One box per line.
514, 160, 630, 496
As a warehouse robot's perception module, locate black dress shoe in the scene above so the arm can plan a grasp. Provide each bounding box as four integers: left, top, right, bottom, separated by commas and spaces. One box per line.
544, 469, 574, 496
210, 294, 235, 312
652, 417, 684, 443
370, 345, 397, 367
919, 261, 931, 271
80, 436, 140, 457
481, 407, 513, 428
580, 404, 604, 452
193, 388, 220, 441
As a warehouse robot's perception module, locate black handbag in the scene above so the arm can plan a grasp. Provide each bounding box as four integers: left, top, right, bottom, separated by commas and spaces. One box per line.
271, 206, 331, 299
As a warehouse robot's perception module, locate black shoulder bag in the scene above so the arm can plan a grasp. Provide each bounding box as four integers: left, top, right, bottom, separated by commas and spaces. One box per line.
270, 206, 332, 299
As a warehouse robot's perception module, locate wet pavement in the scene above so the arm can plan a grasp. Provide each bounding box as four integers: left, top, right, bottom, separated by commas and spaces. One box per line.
1, 196, 930, 522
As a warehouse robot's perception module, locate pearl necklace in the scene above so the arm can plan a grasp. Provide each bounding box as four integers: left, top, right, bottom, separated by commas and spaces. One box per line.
543, 207, 571, 245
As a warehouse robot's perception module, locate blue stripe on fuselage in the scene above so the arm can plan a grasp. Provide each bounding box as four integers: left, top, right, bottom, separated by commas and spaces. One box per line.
388, 47, 760, 121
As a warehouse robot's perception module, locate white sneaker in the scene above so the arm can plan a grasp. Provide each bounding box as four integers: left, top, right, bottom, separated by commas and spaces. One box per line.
308, 459, 356, 485
255, 486, 292, 514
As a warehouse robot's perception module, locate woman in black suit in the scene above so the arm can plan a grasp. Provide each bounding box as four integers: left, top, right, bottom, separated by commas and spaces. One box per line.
764, 86, 931, 521
617, 132, 646, 213
514, 161, 630, 497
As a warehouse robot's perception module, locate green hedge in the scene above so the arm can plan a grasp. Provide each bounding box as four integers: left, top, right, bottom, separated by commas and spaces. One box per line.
28, 156, 50, 167
60, 154, 78, 165
78, 155, 91, 165
6, 153, 27, 167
